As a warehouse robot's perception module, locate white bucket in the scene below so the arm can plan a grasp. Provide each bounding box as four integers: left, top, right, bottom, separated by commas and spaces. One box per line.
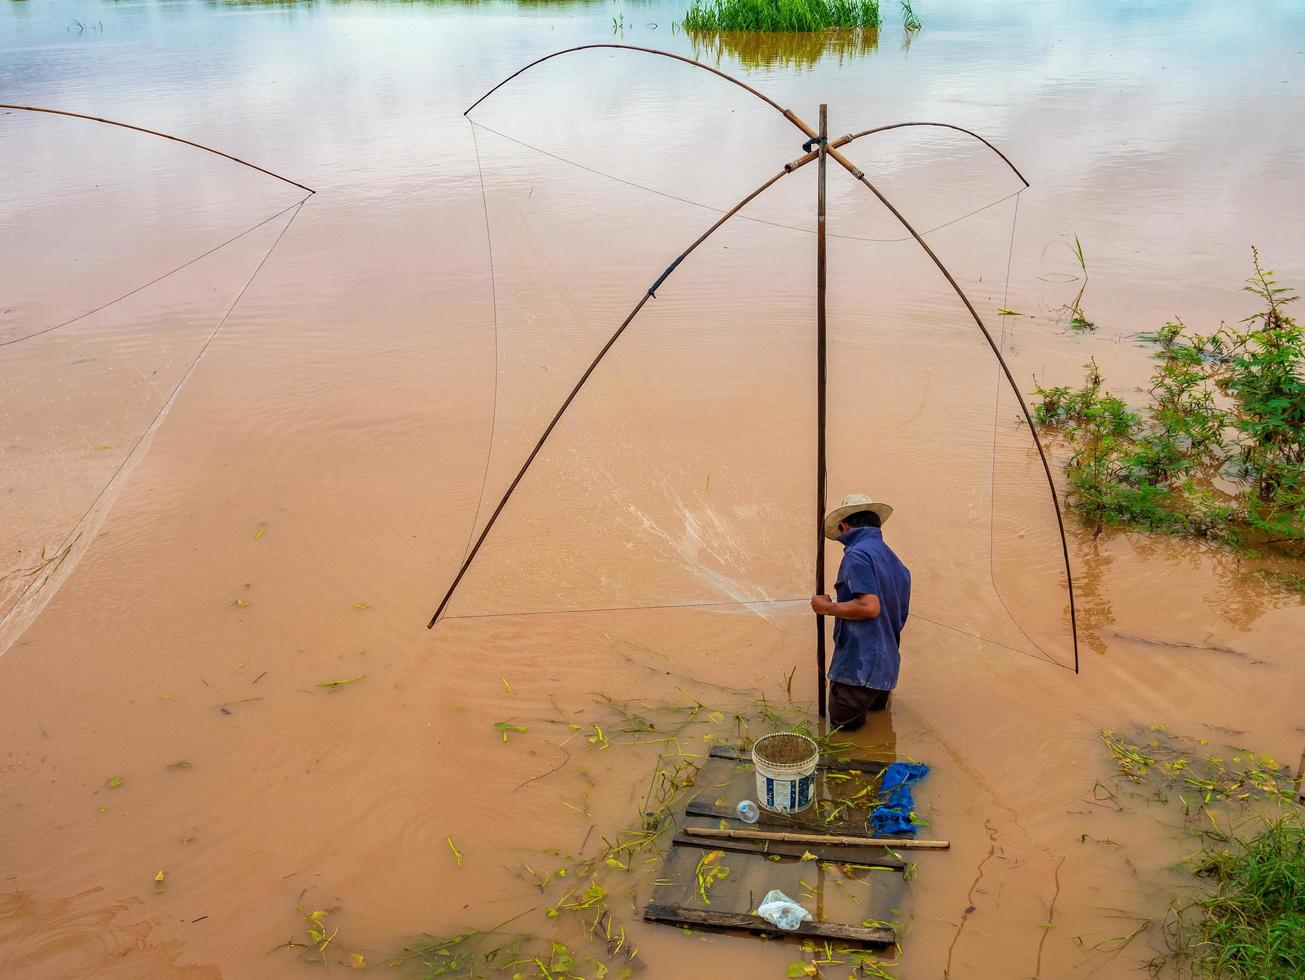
752, 733, 819, 814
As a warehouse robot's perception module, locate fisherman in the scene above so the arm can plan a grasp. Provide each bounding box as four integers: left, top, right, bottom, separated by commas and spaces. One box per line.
810, 493, 911, 731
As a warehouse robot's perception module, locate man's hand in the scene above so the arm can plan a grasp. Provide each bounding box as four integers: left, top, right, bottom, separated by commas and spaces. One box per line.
810, 594, 835, 616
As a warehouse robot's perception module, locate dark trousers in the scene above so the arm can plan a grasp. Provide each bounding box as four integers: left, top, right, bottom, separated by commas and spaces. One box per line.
830, 681, 891, 732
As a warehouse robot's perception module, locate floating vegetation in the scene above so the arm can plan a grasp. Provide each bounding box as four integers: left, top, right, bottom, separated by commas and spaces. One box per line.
789, 938, 901, 978
1101, 726, 1295, 809
494, 720, 528, 742
105, 775, 124, 789
1034, 252, 1305, 562
683, 0, 880, 34
693, 849, 730, 903
317, 675, 365, 692
446, 835, 463, 868
268, 905, 360, 968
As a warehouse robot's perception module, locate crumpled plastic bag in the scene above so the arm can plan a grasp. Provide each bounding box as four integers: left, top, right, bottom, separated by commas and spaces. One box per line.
756, 889, 812, 931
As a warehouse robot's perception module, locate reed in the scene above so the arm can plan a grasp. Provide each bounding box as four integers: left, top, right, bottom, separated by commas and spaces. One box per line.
900, 0, 921, 31
683, 0, 880, 33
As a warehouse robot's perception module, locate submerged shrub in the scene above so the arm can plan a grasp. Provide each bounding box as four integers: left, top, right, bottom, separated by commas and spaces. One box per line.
1034, 251, 1305, 554
682, 0, 880, 33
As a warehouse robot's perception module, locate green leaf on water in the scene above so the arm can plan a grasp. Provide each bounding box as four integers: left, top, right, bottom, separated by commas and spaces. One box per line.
317, 675, 365, 692
106, 776, 124, 789
166, 760, 192, 770
997, 307, 1023, 316
255, 526, 266, 540
446, 835, 463, 867
494, 721, 528, 742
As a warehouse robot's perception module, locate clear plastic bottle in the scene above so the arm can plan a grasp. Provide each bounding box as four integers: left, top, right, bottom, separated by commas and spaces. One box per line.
736, 800, 761, 824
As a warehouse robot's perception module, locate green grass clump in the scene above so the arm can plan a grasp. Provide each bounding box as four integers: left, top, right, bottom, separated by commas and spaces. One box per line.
1189, 815, 1305, 978
683, 0, 879, 33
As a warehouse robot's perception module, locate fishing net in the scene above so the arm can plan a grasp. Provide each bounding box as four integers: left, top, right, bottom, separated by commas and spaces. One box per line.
0, 110, 308, 642
438, 63, 1079, 673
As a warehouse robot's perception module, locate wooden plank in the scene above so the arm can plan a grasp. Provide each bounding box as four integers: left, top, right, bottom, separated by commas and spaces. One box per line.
670, 832, 905, 870
685, 799, 874, 837
643, 903, 896, 946
708, 745, 890, 774
685, 826, 949, 850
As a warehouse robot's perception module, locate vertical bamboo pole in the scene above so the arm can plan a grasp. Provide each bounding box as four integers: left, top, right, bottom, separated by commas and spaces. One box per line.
814, 105, 830, 928
815, 104, 829, 721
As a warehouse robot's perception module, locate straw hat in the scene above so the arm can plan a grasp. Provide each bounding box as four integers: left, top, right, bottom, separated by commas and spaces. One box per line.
823, 493, 894, 540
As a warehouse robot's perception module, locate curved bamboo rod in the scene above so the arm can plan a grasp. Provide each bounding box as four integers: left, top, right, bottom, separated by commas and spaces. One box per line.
0, 104, 315, 194
833, 122, 1029, 187
465, 43, 789, 118
426, 156, 817, 628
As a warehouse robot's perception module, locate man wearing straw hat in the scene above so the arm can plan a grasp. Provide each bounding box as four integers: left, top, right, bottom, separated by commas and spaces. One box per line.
811, 493, 912, 731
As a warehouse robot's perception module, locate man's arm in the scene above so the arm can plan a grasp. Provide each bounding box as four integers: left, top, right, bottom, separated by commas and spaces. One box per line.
810, 593, 880, 620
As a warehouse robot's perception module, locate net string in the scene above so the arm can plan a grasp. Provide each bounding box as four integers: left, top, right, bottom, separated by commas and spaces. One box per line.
0, 198, 308, 350
0, 196, 310, 634
460, 121, 502, 566
983, 194, 1073, 671
470, 120, 1024, 245
443, 597, 1069, 670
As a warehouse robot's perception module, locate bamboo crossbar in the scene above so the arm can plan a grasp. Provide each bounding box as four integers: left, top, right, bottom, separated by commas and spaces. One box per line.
684, 825, 949, 850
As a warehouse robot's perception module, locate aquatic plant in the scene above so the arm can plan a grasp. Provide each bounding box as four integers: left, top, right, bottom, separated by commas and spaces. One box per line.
682, 0, 880, 34
899, 0, 921, 31
1033, 251, 1305, 557
1101, 726, 1295, 809
1096, 725, 1304, 977
1062, 234, 1094, 331
1182, 814, 1305, 979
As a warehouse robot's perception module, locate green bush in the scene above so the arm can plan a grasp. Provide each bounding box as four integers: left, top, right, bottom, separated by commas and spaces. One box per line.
1034, 251, 1305, 555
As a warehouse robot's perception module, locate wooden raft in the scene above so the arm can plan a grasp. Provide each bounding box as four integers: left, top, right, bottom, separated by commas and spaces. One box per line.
641, 744, 947, 948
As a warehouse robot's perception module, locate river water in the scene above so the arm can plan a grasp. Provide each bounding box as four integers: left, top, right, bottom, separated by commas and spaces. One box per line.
2, 1, 1303, 977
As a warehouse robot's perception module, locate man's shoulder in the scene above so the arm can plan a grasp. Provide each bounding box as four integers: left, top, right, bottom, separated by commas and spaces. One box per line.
861, 538, 909, 575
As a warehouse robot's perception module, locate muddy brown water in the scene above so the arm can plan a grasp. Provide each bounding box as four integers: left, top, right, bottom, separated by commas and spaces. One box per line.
2, 1, 1305, 977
